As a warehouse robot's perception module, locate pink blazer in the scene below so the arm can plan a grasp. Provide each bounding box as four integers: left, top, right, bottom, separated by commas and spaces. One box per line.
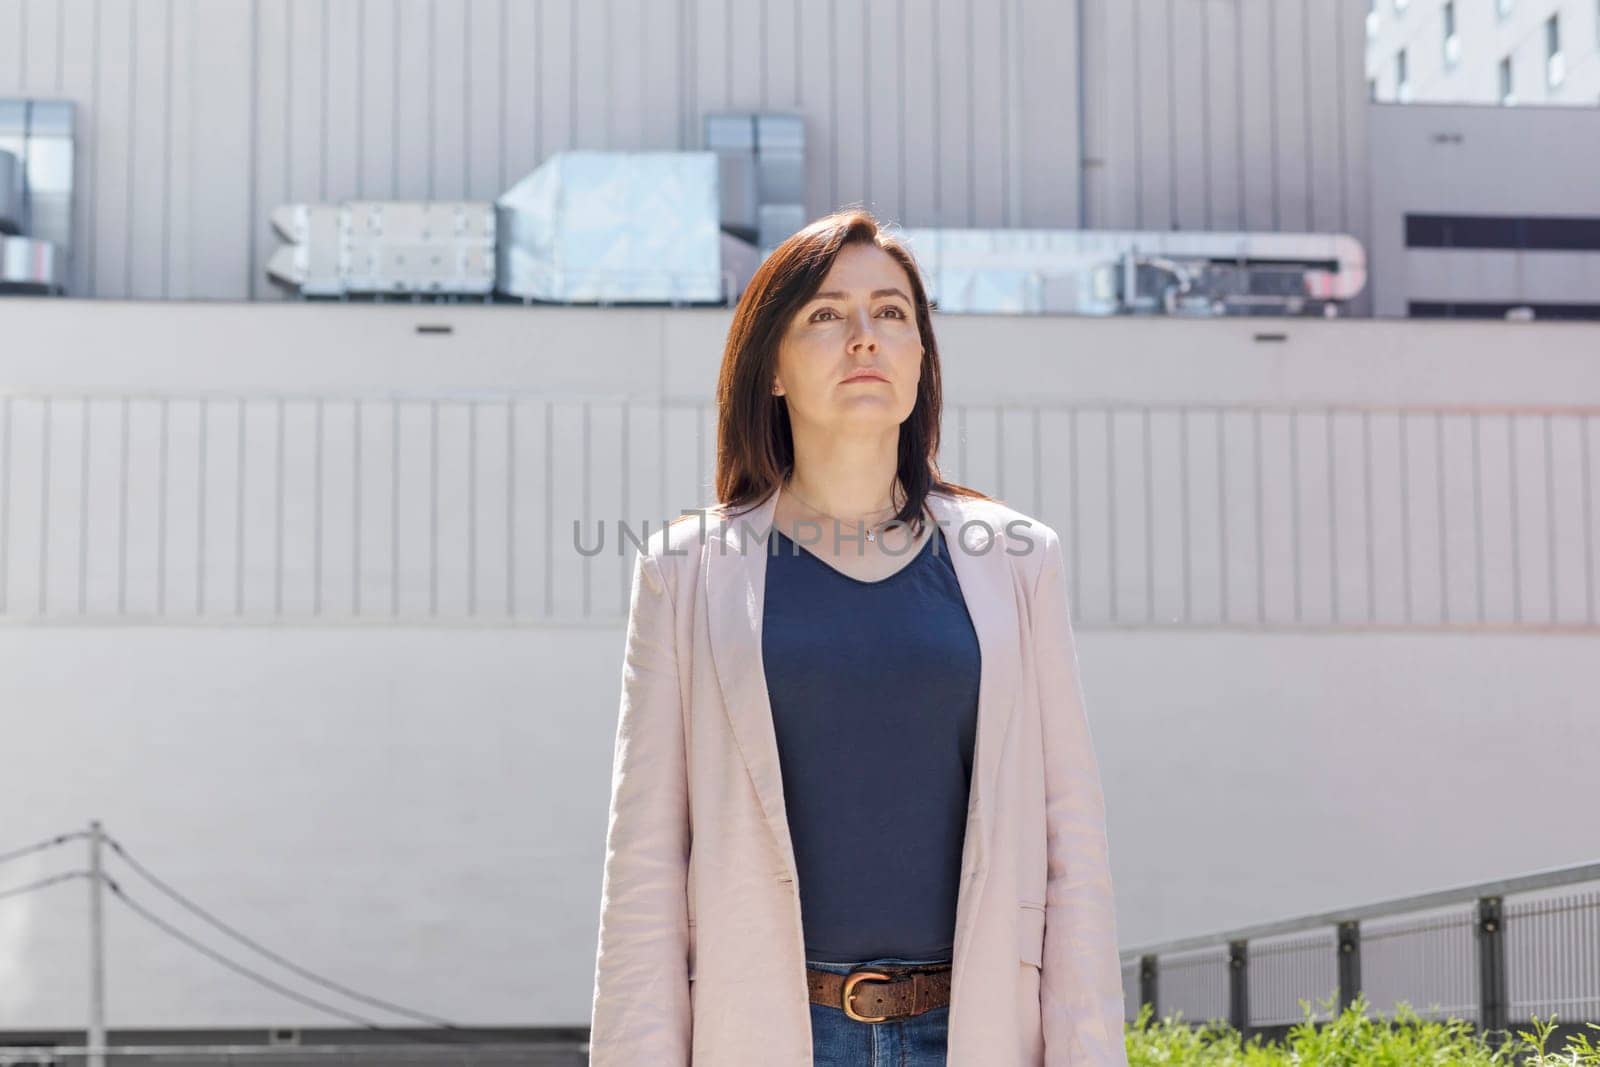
589, 486, 1129, 1066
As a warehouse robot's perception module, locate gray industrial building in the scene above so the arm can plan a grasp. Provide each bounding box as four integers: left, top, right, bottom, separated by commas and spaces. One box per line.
9, 0, 1596, 321
1, 0, 1373, 307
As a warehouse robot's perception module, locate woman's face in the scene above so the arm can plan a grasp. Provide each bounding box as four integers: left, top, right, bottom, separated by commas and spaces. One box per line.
771, 242, 924, 434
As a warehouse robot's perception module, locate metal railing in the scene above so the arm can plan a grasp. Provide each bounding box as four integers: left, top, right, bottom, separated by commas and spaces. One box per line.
1120, 860, 1600, 1039
0, 825, 589, 1067
1, 389, 1596, 630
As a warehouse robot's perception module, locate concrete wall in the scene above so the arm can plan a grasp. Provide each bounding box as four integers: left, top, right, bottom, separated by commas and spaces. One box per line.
0, 0, 1370, 301
2, 297, 1597, 1031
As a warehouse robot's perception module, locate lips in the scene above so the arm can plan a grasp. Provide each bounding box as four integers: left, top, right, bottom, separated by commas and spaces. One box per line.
842, 371, 889, 383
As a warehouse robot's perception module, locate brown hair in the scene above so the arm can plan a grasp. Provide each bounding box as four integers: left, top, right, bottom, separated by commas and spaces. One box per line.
712, 209, 990, 535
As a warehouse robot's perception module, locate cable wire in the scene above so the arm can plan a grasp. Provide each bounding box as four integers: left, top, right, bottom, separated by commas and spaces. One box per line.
0, 870, 87, 903
101, 832, 466, 1029
102, 876, 516, 1047
0, 831, 86, 868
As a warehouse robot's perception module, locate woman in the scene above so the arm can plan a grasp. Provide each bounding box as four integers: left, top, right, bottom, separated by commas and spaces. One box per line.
589, 210, 1128, 1066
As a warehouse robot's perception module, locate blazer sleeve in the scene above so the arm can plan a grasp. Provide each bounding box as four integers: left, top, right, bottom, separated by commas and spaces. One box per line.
1031, 526, 1129, 1066
589, 548, 692, 1066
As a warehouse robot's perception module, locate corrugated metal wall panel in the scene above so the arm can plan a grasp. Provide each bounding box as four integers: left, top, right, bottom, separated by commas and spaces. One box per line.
541, 0, 575, 157
1305, 0, 1345, 235
1272, 0, 1311, 233
1017, 0, 1080, 228
432, 0, 469, 196
608, 0, 645, 151
393, 0, 432, 199
864, 0, 899, 222
1171, 0, 1208, 230
930, 0, 969, 226
640, 0, 684, 151
1, 2, 21, 91
830, 0, 868, 216
1236, 0, 1277, 231
1339, 0, 1370, 255
56, 0, 97, 298
570, 0, 606, 150
352, 0, 391, 199
93, 0, 132, 300
1134, 0, 1171, 231
794, 0, 829, 222
126, 0, 170, 300
725, 0, 761, 115
7, 0, 1368, 302
187, 0, 251, 299
252, 0, 287, 298
1204, 0, 1242, 231
323, 0, 358, 201
24, 0, 65, 93
968, 0, 1009, 227
899, 0, 938, 226
1088, 0, 1141, 229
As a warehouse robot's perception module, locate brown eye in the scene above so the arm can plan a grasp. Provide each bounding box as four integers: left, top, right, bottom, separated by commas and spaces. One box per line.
812, 309, 839, 321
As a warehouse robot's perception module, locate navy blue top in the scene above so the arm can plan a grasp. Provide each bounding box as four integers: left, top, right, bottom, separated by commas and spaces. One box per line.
761, 523, 982, 963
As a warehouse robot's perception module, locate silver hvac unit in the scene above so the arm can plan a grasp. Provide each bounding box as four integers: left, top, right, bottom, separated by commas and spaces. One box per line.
264, 153, 731, 304
704, 111, 807, 258
495, 150, 724, 304
899, 228, 1367, 317
0, 99, 75, 295
705, 113, 760, 242
267, 201, 497, 298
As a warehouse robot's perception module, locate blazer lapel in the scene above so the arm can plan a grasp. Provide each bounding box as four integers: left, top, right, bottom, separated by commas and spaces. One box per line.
924, 491, 1023, 887
703, 487, 799, 882
703, 487, 1023, 932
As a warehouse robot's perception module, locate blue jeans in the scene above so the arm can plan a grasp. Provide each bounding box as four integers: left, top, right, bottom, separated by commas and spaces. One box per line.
807, 955, 951, 1066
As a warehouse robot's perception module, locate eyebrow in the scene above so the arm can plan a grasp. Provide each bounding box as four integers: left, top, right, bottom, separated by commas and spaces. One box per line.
808, 287, 912, 303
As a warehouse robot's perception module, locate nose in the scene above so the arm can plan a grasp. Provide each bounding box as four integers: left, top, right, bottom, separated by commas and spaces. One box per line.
847, 312, 879, 355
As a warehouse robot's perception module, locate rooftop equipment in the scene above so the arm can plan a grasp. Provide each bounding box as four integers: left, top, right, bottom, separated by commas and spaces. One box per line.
0, 99, 75, 296
899, 227, 1367, 317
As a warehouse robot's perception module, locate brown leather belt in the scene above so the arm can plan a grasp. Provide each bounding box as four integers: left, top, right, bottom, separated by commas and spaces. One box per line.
806, 962, 953, 1023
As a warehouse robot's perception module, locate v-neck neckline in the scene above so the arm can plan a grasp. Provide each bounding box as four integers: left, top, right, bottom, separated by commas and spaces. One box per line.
770, 523, 940, 586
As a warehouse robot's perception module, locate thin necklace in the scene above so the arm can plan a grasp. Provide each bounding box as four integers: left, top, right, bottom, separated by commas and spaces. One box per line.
782, 479, 900, 543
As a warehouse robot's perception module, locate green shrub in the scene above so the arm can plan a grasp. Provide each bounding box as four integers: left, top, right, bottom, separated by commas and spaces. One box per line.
1124, 994, 1600, 1065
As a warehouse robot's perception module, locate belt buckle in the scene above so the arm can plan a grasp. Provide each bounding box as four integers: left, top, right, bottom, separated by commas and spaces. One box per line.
841, 968, 893, 1023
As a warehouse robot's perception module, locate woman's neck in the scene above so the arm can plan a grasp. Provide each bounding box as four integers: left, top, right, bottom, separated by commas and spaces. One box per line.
783, 435, 901, 521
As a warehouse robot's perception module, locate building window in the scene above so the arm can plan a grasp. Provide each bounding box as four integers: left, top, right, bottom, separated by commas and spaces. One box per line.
1396, 47, 1411, 101
1395, 0, 1408, 13
1443, 2, 1460, 67
1499, 56, 1515, 104
1405, 213, 1600, 252
1367, 0, 1380, 36
1369, 77, 1378, 101
1497, 0, 1513, 19
1546, 15, 1564, 88
1410, 301, 1600, 321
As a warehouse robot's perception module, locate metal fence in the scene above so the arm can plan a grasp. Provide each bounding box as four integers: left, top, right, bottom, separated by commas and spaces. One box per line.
0, 390, 1596, 629
1122, 861, 1600, 1040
